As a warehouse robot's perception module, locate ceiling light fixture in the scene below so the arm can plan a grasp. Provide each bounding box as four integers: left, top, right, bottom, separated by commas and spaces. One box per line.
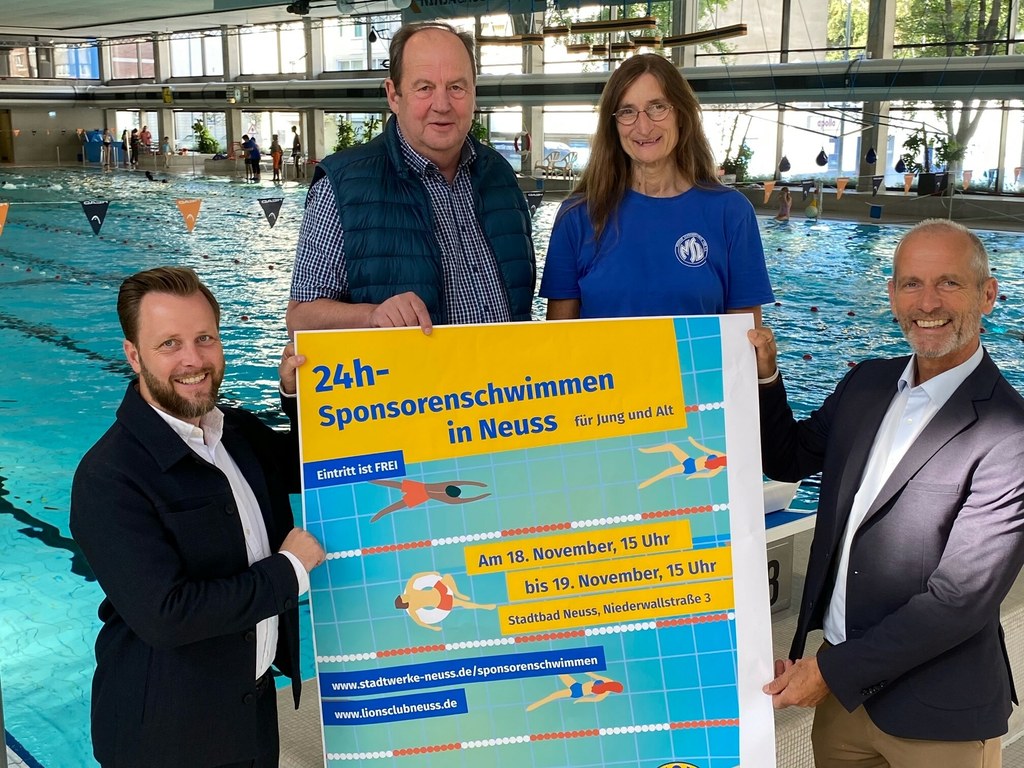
477, 33, 544, 46
662, 23, 747, 48
543, 16, 658, 36
285, 0, 310, 15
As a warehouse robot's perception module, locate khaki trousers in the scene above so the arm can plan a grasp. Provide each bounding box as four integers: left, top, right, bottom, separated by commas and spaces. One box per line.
811, 691, 1002, 768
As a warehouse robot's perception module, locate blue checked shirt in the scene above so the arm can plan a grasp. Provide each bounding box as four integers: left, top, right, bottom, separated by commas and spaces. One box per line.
290, 124, 511, 325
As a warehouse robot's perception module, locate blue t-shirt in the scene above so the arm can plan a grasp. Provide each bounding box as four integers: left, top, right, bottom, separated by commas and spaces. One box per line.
540, 186, 774, 318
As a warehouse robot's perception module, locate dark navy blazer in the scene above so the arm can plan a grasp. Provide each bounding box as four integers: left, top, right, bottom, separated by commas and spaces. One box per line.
71, 383, 302, 767
760, 352, 1024, 741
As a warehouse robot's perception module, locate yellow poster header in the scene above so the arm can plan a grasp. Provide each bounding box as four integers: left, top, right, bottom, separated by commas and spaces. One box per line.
295, 318, 689, 465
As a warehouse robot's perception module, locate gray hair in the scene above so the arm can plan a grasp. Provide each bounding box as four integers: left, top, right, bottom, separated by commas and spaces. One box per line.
388, 22, 476, 91
894, 218, 990, 284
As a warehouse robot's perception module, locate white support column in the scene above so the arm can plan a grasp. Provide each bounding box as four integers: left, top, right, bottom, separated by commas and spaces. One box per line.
1009, 0, 1021, 55
98, 40, 113, 83
520, 10, 544, 174
306, 107, 326, 164
153, 34, 171, 82
222, 25, 241, 81
305, 17, 324, 78
227, 109, 244, 162
857, 0, 896, 191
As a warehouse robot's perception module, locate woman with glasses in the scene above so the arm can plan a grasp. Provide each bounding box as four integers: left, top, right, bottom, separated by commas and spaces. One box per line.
540, 54, 773, 322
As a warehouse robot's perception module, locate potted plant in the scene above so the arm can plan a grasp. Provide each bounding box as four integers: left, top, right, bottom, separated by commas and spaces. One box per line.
191, 120, 220, 154
332, 116, 357, 153
721, 143, 753, 183
720, 115, 752, 183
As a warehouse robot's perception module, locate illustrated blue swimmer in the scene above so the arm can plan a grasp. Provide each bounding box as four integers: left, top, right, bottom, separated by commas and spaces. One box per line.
526, 672, 623, 711
638, 436, 727, 489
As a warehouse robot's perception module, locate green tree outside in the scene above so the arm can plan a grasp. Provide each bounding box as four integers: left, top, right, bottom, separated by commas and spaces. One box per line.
332, 116, 357, 153
192, 120, 220, 154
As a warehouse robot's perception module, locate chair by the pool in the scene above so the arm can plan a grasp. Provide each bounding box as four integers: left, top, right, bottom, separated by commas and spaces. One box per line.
552, 151, 577, 181
534, 149, 564, 177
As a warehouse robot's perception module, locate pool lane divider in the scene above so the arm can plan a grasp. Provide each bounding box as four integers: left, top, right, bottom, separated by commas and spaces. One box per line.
0, 197, 289, 238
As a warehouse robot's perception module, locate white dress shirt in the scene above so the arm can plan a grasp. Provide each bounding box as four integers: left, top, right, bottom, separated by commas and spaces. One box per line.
152, 405, 309, 679
823, 344, 984, 644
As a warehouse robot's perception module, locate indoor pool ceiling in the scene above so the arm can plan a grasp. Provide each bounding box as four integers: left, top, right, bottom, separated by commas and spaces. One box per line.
0, 0, 344, 40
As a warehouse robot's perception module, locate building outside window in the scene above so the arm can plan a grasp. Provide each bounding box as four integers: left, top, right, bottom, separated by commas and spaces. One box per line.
170, 32, 224, 78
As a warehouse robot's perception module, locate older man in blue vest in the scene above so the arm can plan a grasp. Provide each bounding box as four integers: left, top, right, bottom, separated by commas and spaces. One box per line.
287, 22, 536, 335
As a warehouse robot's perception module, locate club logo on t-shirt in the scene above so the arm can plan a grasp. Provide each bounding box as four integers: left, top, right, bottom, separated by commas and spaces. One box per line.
674, 233, 709, 267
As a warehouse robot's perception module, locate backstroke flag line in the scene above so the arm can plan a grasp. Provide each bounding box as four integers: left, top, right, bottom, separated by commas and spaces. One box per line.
296, 316, 776, 768
81, 200, 109, 235
176, 198, 202, 233
258, 197, 284, 228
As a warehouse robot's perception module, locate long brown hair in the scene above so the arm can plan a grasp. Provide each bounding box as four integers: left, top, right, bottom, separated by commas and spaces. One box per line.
567, 54, 721, 244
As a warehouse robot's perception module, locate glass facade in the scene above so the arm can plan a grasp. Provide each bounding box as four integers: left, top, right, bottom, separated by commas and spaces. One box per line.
3, 2, 1023, 192
109, 40, 154, 79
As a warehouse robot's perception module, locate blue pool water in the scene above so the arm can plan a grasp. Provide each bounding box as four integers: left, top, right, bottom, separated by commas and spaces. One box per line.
1, 167, 1024, 767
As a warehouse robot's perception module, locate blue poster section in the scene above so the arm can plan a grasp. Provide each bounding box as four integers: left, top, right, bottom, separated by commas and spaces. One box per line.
302, 316, 749, 768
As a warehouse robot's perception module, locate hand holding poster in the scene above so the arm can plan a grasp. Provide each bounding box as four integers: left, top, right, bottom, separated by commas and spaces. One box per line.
296, 315, 776, 768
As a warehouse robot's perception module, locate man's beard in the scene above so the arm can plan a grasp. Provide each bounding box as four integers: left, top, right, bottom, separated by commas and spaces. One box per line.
898, 306, 980, 360
140, 362, 223, 421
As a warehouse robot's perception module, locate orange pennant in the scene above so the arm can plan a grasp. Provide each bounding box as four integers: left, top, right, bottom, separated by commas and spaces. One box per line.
836, 178, 849, 200
962, 170, 973, 189
762, 180, 776, 204
12, 129, 20, 137
0, 202, 8, 237
176, 199, 202, 233
903, 173, 914, 194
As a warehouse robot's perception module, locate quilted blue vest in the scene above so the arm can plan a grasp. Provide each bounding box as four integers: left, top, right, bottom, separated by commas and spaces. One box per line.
312, 118, 536, 323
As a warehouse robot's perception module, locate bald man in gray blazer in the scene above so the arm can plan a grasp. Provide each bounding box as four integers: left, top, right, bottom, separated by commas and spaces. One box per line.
751, 219, 1024, 767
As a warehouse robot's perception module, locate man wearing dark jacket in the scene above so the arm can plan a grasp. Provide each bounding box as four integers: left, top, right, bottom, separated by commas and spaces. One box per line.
71, 266, 324, 768
751, 220, 1024, 766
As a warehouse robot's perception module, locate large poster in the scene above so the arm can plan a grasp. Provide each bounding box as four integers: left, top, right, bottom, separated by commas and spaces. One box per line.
296, 315, 776, 768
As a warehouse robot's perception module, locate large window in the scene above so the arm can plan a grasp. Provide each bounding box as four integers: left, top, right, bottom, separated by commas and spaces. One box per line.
239, 110, 303, 154
239, 23, 306, 75
322, 17, 398, 72
53, 44, 99, 79
173, 111, 227, 153
6, 47, 37, 77
323, 18, 370, 71
110, 39, 155, 79
894, 0, 1013, 58
170, 32, 223, 77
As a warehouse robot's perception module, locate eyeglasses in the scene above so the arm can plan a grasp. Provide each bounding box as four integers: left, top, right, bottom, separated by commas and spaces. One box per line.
612, 103, 673, 125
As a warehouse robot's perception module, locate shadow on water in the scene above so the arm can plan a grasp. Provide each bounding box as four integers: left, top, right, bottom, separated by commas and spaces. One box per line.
0, 310, 132, 378
0, 471, 95, 582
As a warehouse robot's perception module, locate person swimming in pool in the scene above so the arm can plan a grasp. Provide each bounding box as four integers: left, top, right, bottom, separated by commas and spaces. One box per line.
638, 435, 727, 489
526, 672, 623, 711
369, 478, 490, 523
395, 571, 495, 631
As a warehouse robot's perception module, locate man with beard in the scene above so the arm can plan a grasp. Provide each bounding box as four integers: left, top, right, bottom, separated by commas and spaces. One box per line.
71, 266, 325, 768
749, 219, 1024, 766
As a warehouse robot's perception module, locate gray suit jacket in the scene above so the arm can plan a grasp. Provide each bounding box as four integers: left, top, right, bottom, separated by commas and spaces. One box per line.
760, 351, 1024, 740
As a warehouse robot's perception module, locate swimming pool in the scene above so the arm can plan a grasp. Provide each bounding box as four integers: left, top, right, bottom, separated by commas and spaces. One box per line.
1, 167, 1023, 767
